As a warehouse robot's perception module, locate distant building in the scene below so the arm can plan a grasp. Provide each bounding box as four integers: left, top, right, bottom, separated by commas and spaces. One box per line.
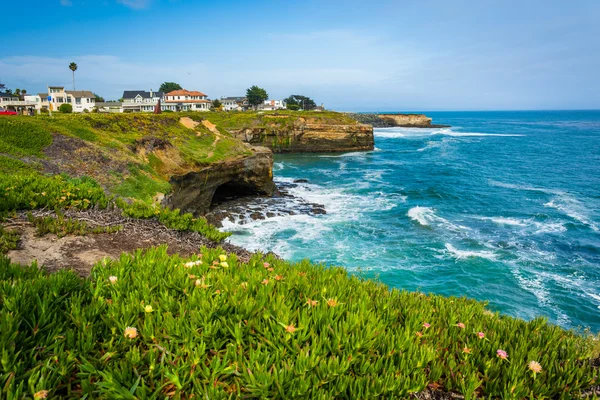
259, 99, 286, 111
0, 87, 94, 113
220, 96, 249, 111
95, 102, 124, 113
122, 90, 164, 113
163, 89, 211, 112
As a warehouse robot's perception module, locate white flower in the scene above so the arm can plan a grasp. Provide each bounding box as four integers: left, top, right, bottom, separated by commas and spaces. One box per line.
108, 276, 118, 284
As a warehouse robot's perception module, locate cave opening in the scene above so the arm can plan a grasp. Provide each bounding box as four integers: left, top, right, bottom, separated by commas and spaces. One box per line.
210, 180, 259, 207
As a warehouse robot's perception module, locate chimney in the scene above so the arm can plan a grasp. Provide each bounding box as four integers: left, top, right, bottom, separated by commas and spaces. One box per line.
150, 89, 153, 98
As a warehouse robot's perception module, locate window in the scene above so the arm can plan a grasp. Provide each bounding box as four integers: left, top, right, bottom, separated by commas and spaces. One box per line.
57, 97, 64, 103
76, 98, 81, 104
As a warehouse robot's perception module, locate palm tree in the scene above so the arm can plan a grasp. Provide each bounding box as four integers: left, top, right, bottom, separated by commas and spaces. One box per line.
69, 62, 78, 90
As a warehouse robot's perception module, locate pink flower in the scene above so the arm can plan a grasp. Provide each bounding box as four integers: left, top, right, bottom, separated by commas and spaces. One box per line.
496, 349, 508, 360
263, 262, 270, 268
423, 322, 431, 329
528, 361, 542, 373
477, 332, 485, 339
456, 322, 465, 329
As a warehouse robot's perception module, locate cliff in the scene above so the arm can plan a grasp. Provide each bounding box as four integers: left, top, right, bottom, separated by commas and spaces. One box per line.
0, 114, 274, 215
204, 111, 375, 153
349, 113, 450, 128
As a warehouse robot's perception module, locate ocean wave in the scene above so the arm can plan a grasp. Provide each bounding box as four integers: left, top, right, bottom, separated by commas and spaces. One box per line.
487, 180, 565, 195
544, 197, 599, 232
407, 206, 470, 232
445, 243, 498, 260
480, 216, 528, 226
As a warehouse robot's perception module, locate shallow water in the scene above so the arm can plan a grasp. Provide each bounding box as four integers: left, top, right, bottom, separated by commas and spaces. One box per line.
221, 111, 600, 331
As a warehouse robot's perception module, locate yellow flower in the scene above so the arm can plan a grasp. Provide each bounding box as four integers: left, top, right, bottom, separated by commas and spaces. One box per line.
528, 361, 542, 373
108, 276, 117, 284
220, 261, 229, 268
219, 254, 227, 262
34, 390, 49, 399
144, 305, 153, 313
326, 298, 339, 307
124, 327, 137, 339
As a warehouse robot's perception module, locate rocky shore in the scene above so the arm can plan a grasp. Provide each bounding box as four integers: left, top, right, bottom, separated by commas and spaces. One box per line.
348, 113, 450, 128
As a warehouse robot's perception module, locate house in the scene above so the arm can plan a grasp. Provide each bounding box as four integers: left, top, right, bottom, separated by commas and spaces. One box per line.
0, 91, 19, 105
220, 96, 248, 111
1, 91, 39, 114
42, 86, 95, 112
121, 90, 163, 113
95, 102, 124, 113
163, 89, 211, 112
259, 99, 286, 111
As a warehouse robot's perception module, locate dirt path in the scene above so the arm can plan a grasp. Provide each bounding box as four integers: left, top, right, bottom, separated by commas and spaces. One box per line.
179, 117, 222, 159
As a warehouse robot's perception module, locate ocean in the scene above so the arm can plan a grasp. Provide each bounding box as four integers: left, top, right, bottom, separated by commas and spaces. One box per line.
221, 110, 600, 332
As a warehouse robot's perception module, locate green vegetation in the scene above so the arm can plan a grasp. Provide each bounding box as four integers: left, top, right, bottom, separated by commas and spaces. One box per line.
159, 82, 182, 93
27, 211, 122, 238
246, 85, 269, 109
59, 103, 73, 113
0, 226, 19, 253
285, 94, 317, 110
0, 119, 52, 156
0, 246, 597, 398
0, 172, 229, 242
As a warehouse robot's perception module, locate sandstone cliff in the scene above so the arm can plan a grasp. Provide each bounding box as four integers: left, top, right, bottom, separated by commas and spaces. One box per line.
228, 122, 374, 153
349, 113, 450, 128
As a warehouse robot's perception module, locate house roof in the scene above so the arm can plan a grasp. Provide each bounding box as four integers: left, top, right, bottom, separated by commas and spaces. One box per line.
166, 89, 207, 97
38, 93, 48, 99
0, 92, 15, 98
66, 90, 95, 98
48, 86, 64, 89
122, 90, 164, 99
221, 96, 246, 101
163, 99, 211, 103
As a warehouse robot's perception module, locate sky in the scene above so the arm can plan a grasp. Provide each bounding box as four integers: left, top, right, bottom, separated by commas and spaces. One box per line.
1, 0, 599, 111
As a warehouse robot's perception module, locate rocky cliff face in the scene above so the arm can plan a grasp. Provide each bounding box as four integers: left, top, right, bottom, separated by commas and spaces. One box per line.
164, 146, 275, 215
378, 114, 432, 127
229, 123, 374, 153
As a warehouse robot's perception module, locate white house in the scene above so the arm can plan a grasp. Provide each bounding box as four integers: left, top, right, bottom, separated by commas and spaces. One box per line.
121, 90, 163, 113
95, 102, 124, 113
219, 96, 249, 111
259, 99, 286, 110
41, 86, 95, 112
163, 89, 211, 112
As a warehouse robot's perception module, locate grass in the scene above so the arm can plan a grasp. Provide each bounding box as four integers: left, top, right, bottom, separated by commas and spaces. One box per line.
0, 226, 20, 253
203, 110, 359, 131
0, 246, 597, 399
114, 164, 172, 203
0, 171, 229, 242
0, 118, 52, 156
26, 211, 122, 238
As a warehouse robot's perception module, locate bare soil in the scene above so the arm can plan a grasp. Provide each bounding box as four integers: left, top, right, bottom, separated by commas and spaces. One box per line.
3, 208, 254, 276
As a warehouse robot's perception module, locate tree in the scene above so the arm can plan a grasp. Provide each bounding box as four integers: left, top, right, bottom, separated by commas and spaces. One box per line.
246, 85, 268, 109
159, 82, 183, 94
285, 95, 317, 111
69, 62, 78, 90
59, 103, 73, 113
211, 99, 222, 111
21, 89, 27, 95
94, 93, 105, 102
14, 88, 21, 97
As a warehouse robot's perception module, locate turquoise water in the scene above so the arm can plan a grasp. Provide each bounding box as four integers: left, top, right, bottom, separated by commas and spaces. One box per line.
222, 111, 600, 331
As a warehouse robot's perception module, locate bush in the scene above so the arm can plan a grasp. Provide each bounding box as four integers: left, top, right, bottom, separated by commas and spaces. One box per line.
59, 103, 73, 113
0, 247, 597, 398
0, 118, 53, 156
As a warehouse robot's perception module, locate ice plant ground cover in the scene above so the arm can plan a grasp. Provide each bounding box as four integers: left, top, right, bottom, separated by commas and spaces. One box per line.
0, 246, 598, 398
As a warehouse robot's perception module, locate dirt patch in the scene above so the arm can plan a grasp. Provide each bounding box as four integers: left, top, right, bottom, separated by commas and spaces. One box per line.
179, 117, 200, 130
201, 119, 220, 134
4, 209, 255, 277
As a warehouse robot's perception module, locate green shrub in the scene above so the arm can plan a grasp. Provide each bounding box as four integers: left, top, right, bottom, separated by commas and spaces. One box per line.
0, 247, 597, 398
59, 103, 73, 113
0, 226, 20, 253
0, 118, 52, 156
27, 211, 122, 238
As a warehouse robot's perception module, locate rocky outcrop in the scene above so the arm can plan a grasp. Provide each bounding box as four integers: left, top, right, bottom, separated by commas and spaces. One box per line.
164, 146, 275, 215
349, 113, 450, 128
229, 123, 374, 153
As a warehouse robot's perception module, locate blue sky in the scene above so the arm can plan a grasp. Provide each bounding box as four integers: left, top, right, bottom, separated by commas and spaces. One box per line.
1, 0, 599, 110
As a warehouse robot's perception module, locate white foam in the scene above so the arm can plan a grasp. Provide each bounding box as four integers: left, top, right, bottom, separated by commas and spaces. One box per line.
488, 180, 565, 195
445, 243, 498, 261
408, 206, 470, 232
481, 216, 527, 226
544, 197, 599, 232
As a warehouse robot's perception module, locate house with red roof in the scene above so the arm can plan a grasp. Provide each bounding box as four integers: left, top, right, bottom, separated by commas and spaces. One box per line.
163, 89, 211, 112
